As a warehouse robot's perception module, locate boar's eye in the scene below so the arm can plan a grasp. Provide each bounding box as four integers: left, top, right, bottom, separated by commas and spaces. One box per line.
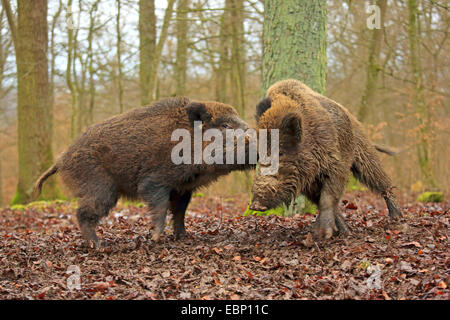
221, 123, 231, 129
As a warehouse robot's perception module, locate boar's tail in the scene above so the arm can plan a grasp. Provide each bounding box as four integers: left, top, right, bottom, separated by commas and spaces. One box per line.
374, 144, 398, 156
33, 164, 59, 200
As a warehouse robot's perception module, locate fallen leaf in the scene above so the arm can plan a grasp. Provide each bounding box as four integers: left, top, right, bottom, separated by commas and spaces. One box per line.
302, 233, 314, 247
401, 241, 422, 248
399, 261, 414, 273
90, 282, 109, 290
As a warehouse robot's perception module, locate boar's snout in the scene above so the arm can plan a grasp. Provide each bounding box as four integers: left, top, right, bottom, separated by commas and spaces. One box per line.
237, 117, 249, 130
249, 200, 268, 212
242, 121, 249, 131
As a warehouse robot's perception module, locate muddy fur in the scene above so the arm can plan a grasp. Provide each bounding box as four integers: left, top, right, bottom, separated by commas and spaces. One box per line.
249, 79, 402, 239
34, 97, 251, 245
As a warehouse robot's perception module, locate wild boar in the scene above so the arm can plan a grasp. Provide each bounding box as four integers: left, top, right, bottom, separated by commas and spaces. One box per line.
249, 79, 402, 239
34, 97, 251, 246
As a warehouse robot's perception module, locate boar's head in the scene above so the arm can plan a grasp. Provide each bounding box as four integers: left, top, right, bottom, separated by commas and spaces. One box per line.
249, 96, 303, 211
185, 101, 253, 168
186, 101, 248, 132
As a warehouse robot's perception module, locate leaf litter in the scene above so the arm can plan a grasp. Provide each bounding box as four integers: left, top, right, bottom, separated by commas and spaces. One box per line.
0, 192, 448, 300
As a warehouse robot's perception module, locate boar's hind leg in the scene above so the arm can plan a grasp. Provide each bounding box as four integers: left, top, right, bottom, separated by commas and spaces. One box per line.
139, 180, 171, 242
77, 183, 118, 248
169, 190, 192, 240
351, 147, 402, 220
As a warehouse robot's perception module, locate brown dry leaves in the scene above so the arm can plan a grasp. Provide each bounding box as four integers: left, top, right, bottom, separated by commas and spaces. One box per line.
0, 192, 448, 300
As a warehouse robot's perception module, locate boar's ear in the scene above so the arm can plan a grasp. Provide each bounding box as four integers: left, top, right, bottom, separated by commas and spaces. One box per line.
280, 112, 302, 142
186, 102, 212, 125
255, 97, 271, 122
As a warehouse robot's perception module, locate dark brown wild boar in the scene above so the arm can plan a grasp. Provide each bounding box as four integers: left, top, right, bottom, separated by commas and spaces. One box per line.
34, 97, 251, 246
249, 79, 402, 239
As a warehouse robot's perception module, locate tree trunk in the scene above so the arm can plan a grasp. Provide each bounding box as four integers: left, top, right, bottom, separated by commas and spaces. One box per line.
262, 0, 327, 94
261, 0, 327, 214
229, 0, 250, 191
229, 0, 246, 116
87, 1, 99, 124
0, 156, 3, 207
50, 0, 63, 109
139, 0, 156, 105
116, 0, 124, 113
358, 0, 387, 123
175, 0, 189, 96
0, 7, 5, 95
407, 0, 437, 189
8, 0, 59, 203
146, 0, 176, 103
66, 0, 78, 139
216, 1, 230, 102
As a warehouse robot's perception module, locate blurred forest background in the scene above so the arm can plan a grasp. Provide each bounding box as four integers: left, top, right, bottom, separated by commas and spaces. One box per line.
0, 0, 448, 206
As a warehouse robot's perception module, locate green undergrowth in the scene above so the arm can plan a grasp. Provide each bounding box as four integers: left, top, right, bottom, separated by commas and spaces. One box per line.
244, 195, 317, 217
346, 174, 367, 192
417, 191, 444, 203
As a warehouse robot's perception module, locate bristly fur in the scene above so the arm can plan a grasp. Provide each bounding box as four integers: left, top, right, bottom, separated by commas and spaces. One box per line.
255, 97, 272, 121
33, 97, 252, 243
250, 79, 402, 239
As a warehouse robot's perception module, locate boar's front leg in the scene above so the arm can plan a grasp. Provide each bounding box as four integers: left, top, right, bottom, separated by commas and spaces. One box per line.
313, 180, 349, 239
139, 179, 171, 242
169, 190, 192, 240
313, 191, 338, 240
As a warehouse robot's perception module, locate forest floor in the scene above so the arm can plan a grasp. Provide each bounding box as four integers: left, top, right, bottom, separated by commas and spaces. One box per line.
0, 191, 448, 300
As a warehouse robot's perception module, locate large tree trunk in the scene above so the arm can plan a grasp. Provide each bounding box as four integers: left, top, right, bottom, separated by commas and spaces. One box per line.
7, 0, 59, 203
358, 0, 387, 123
175, 0, 189, 96
261, 0, 327, 214
407, 0, 437, 189
262, 0, 327, 94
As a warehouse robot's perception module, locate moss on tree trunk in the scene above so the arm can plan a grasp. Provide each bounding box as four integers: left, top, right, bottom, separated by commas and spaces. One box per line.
262, 0, 327, 94
260, 0, 327, 215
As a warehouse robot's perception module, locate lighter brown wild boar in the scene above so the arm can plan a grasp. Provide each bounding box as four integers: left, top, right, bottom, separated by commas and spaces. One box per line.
34, 97, 251, 247
249, 79, 402, 239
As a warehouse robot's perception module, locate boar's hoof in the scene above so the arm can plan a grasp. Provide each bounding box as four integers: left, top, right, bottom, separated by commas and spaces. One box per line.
150, 231, 162, 242
79, 226, 100, 248
81, 238, 101, 249
174, 230, 187, 241
312, 220, 337, 240
335, 212, 351, 235
249, 201, 268, 212
387, 202, 402, 221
